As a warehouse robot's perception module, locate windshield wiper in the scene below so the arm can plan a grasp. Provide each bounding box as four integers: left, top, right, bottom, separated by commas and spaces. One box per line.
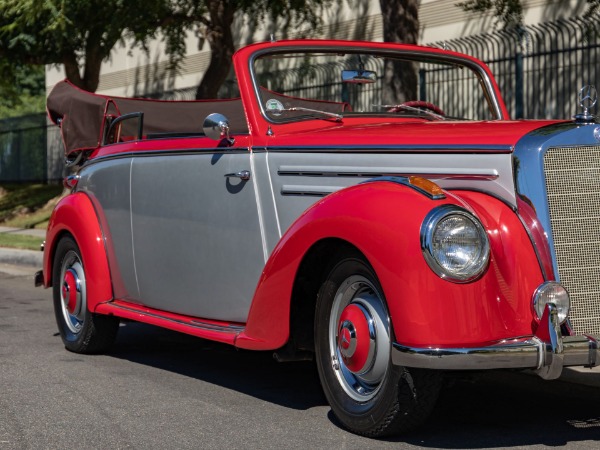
375, 104, 445, 121
273, 106, 343, 122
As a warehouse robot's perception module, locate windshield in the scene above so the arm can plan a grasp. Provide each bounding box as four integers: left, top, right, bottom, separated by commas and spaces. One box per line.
252, 48, 498, 123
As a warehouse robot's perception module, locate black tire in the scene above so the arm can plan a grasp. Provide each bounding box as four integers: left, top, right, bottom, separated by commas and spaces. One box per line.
314, 253, 441, 437
52, 235, 119, 353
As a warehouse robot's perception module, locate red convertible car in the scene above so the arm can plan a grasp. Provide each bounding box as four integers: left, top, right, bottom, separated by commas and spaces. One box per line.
37, 39, 600, 437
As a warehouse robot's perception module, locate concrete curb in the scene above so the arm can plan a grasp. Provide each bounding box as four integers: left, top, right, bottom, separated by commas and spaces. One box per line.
0, 247, 43, 267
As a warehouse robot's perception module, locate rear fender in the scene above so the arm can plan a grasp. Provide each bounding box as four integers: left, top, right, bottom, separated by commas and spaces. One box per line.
43, 192, 113, 310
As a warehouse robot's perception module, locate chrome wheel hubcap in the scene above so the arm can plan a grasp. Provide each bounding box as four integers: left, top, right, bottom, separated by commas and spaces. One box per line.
329, 275, 391, 402
59, 250, 86, 334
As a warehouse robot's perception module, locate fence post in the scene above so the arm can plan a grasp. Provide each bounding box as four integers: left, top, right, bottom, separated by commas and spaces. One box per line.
514, 51, 524, 119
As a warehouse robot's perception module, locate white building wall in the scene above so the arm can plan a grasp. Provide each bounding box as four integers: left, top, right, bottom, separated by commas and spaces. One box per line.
46, 0, 587, 97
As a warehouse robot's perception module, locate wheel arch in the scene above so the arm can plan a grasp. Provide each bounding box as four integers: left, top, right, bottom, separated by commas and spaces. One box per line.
235, 181, 445, 350
43, 192, 113, 310
287, 238, 365, 354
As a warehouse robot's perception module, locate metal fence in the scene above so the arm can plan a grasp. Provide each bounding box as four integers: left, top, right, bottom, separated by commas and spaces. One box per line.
247, 16, 599, 121
430, 17, 600, 119
0, 114, 64, 183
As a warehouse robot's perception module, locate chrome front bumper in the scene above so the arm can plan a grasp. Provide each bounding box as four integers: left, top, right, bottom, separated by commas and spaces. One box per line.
392, 304, 599, 380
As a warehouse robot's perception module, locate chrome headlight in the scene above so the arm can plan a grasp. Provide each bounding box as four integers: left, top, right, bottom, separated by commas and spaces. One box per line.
421, 205, 490, 283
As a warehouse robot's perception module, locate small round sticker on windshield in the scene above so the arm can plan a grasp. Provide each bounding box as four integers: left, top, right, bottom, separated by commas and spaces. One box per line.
266, 99, 284, 116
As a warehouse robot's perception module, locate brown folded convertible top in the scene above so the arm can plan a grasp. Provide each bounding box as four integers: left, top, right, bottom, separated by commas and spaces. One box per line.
47, 80, 247, 156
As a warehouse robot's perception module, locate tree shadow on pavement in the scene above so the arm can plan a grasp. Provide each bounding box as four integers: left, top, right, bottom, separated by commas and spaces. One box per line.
109, 320, 326, 411
109, 321, 600, 446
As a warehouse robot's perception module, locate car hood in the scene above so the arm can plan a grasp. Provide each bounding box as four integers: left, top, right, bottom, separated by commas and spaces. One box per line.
267, 119, 567, 150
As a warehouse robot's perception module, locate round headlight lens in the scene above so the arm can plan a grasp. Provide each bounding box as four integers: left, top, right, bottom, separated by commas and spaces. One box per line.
421, 205, 490, 283
533, 282, 570, 324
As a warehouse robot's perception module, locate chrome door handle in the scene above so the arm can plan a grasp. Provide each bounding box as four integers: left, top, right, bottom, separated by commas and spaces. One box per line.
224, 170, 251, 181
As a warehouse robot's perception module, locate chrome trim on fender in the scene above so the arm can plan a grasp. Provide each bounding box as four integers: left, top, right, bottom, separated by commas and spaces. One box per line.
277, 165, 499, 180
267, 145, 513, 153
392, 303, 600, 380
281, 185, 344, 196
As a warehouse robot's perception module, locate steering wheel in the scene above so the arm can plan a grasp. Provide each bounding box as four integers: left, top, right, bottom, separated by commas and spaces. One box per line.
388, 101, 445, 116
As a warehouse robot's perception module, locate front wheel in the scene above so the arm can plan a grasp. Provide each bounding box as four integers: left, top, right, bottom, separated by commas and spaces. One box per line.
52, 235, 119, 353
315, 254, 441, 437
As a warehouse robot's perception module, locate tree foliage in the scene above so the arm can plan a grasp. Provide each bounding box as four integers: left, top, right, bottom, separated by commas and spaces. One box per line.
459, 0, 600, 29
0, 61, 45, 118
0, 0, 327, 97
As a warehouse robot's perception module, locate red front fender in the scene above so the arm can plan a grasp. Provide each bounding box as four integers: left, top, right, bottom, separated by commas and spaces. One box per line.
236, 182, 544, 351
43, 192, 113, 310
236, 181, 454, 350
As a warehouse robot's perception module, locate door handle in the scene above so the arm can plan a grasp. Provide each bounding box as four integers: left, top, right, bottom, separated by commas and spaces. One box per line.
224, 170, 251, 181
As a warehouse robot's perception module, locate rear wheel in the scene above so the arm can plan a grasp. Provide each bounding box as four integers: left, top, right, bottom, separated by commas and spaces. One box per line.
52, 236, 119, 353
314, 253, 441, 437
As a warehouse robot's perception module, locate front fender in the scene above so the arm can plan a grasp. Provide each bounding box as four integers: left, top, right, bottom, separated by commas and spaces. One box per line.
236, 180, 454, 350
236, 182, 544, 351
43, 192, 113, 310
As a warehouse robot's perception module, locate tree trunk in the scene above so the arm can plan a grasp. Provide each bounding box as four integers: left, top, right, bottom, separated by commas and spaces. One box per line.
63, 53, 84, 90
195, 0, 236, 99
379, 0, 419, 104
62, 50, 103, 93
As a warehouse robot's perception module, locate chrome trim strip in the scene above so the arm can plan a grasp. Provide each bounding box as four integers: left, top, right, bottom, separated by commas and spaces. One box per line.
110, 303, 245, 333
281, 185, 344, 196
268, 145, 513, 153
278, 165, 499, 180
250, 153, 269, 263
84, 148, 250, 167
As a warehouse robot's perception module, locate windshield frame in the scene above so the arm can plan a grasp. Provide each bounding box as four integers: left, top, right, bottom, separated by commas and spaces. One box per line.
248, 42, 506, 125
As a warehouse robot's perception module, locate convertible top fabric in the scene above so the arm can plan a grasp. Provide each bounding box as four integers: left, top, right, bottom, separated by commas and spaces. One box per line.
47, 80, 248, 156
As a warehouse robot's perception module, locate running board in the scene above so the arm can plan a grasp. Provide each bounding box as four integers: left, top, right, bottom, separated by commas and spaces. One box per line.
95, 300, 245, 346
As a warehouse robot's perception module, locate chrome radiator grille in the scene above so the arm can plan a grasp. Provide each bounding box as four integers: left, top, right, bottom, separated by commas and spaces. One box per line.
543, 146, 600, 335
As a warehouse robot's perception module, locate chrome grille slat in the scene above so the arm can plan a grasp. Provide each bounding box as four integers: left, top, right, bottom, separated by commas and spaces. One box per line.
544, 145, 600, 335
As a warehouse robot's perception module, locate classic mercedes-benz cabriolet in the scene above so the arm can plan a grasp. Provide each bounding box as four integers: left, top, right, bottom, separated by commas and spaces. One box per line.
37, 39, 600, 437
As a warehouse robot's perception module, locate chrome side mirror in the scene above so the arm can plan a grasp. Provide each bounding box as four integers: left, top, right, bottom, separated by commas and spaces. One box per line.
203, 113, 235, 145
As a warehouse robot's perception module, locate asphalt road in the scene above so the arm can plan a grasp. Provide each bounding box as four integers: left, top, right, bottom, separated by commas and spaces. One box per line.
1, 265, 600, 449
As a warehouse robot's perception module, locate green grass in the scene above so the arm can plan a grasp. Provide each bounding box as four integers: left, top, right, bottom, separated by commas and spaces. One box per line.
0, 183, 64, 228
0, 183, 64, 249
0, 232, 44, 251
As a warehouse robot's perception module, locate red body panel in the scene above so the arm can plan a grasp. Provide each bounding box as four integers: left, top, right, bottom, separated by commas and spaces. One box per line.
95, 300, 242, 345
44, 193, 113, 308
237, 183, 543, 350
262, 120, 560, 148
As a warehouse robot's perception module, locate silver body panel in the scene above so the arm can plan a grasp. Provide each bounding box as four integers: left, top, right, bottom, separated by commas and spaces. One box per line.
265, 150, 516, 234
79, 144, 518, 324
80, 149, 264, 323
